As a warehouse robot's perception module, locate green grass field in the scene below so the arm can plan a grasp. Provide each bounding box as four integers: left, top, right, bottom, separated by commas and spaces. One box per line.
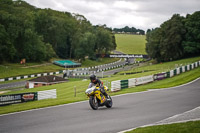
0, 33, 200, 115
117, 56, 200, 76
0, 58, 118, 79
126, 121, 200, 133
1, 33, 199, 133
0, 56, 200, 114
0, 34, 146, 79
115, 34, 146, 54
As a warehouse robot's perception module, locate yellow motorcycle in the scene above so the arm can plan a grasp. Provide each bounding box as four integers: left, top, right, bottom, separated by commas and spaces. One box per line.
85, 86, 112, 110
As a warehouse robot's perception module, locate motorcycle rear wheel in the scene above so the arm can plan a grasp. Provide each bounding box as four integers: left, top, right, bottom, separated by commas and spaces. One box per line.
89, 96, 98, 110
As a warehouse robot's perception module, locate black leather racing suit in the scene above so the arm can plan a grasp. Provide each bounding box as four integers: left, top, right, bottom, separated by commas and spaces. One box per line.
88, 79, 107, 96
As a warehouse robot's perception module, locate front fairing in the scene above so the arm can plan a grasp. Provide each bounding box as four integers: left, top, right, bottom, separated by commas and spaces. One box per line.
85, 86, 99, 96
85, 86, 106, 104
104, 86, 109, 92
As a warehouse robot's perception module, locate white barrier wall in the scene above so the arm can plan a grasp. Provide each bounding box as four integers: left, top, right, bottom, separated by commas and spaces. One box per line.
195, 62, 198, 67
110, 61, 200, 92
0, 79, 5, 82
135, 75, 154, 86
128, 78, 136, 88
187, 65, 190, 71
111, 80, 121, 92
182, 66, 185, 72
170, 70, 174, 77
176, 68, 180, 75
111, 75, 153, 92
38, 89, 57, 100
191, 63, 194, 69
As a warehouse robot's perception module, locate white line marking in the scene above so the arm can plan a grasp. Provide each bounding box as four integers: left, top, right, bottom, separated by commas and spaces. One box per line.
118, 105, 200, 133
118, 118, 200, 133
153, 106, 200, 125
0, 100, 87, 117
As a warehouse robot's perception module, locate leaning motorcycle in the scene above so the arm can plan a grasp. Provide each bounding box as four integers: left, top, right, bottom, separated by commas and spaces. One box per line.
85, 86, 113, 110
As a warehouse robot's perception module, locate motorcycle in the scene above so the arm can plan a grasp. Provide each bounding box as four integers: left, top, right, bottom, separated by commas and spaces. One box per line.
85, 86, 113, 110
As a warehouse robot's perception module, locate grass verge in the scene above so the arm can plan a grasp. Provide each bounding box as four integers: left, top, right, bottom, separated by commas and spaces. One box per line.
115, 34, 146, 54
0, 66, 199, 115
126, 120, 200, 133
0, 58, 119, 79
117, 56, 200, 75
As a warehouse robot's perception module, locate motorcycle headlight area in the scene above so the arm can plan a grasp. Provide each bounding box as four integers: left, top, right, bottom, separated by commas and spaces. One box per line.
85, 89, 93, 94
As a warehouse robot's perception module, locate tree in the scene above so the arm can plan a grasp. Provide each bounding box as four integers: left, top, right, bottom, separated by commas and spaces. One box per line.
74, 32, 96, 61
158, 14, 185, 61
146, 28, 162, 61
146, 14, 186, 62
182, 11, 200, 57
0, 0, 117, 63
113, 26, 145, 34
95, 26, 113, 54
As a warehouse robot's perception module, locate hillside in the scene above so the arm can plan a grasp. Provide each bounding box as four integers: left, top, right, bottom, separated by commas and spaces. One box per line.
115, 34, 146, 54
0, 0, 116, 63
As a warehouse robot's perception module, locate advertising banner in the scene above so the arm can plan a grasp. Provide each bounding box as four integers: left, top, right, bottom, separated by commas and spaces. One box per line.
96, 54, 149, 59
0, 92, 37, 106
154, 73, 167, 80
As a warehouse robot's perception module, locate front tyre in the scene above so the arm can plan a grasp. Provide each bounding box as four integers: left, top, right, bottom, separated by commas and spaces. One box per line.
89, 96, 98, 110
105, 95, 112, 108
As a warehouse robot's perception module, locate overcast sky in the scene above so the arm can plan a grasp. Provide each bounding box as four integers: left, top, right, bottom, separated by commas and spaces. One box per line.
24, 0, 200, 31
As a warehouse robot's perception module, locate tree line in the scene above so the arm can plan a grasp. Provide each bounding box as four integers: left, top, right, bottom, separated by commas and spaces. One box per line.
0, 0, 116, 63
113, 26, 145, 35
146, 11, 200, 62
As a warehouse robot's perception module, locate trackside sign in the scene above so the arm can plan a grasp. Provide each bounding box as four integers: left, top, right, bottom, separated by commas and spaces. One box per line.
96, 54, 148, 58
0, 92, 37, 106
0, 89, 57, 106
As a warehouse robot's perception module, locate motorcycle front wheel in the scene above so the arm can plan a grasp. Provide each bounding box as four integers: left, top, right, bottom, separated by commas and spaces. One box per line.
89, 96, 98, 110
105, 95, 112, 108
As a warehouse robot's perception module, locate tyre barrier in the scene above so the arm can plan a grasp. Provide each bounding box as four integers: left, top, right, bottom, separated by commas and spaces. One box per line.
111, 61, 200, 92
0, 59, 125, 82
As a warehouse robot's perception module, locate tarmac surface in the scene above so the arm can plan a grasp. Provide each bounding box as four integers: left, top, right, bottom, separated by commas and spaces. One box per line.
0, 78, 200, 133
0, 59, 127, 90
0, 81, 26, 90
120, 101, 200, 132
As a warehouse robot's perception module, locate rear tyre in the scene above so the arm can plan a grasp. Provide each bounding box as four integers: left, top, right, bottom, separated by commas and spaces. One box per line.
105, 95, 112, 108
89, 96, 98, 110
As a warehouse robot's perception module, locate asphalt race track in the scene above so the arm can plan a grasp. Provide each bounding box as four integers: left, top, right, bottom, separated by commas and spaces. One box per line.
0, 78, 200, 133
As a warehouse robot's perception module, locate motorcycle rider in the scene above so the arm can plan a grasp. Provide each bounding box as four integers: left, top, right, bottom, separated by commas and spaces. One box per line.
88, 74, 109, 98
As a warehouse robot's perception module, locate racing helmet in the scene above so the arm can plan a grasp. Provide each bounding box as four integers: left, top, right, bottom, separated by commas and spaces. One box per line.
90, 74, 96, 82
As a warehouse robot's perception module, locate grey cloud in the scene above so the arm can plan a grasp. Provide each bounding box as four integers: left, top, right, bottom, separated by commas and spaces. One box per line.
24, 0, 200, 31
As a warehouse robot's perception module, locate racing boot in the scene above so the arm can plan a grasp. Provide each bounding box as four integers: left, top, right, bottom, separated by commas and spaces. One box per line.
103, 92, 111, 101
